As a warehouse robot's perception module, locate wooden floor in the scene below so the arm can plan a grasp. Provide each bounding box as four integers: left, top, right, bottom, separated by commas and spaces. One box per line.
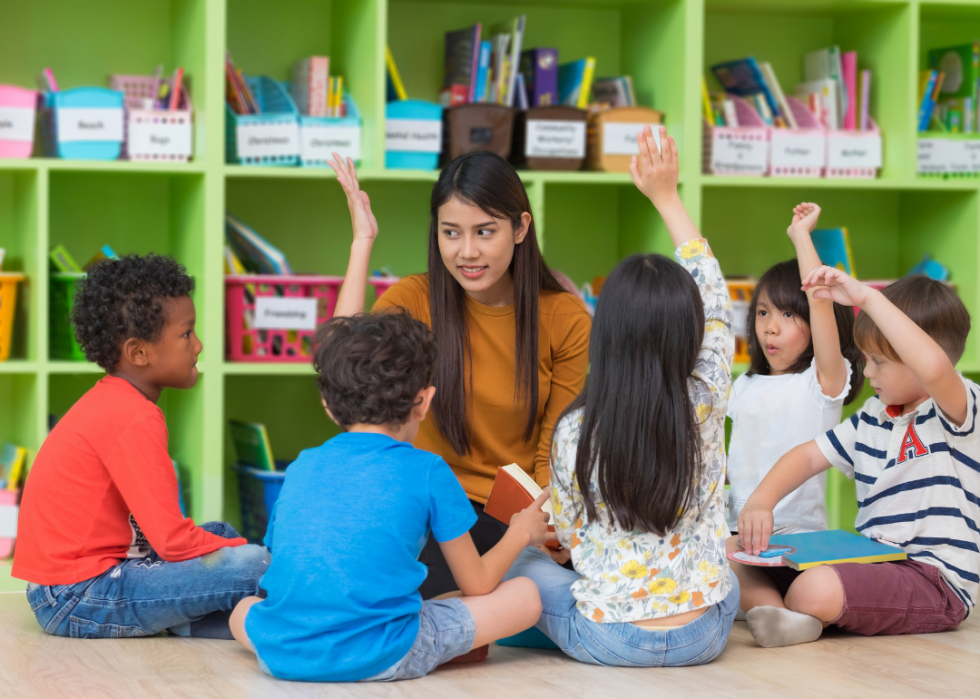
2, 592, 978, 699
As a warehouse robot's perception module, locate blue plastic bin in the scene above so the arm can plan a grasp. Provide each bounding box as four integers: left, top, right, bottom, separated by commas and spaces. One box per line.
296, 91, 362, 167
42, 87, 125, 160
385, 99, 443, 170
226, 77, 300, 166
234, 461, 290, 543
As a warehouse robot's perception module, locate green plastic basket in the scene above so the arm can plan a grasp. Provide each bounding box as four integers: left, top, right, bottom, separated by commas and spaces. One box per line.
50, 273, 86, 360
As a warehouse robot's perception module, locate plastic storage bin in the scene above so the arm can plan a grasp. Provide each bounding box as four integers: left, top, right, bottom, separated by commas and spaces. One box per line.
703, 99, 770, 176
443, 103, 515, 163
234, 462, 289, 544
769, 97, 826, 178
50, 272, 86, 360
295, 91, 362, 167
826, 120, 881, 179
0, 85, 38, 159
109, 74, 193, 162
385, 100, 443, 170
226, 77, 300, 166
512, 105, 587, 171
41, 87, 125, 160
0, 273, 25, 361
587, 106, 665, 172
225, 275, 396, 362
917, 135, 980, 179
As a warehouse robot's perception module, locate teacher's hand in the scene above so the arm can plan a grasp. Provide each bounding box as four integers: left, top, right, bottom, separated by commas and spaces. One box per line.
328, 153, 378, 245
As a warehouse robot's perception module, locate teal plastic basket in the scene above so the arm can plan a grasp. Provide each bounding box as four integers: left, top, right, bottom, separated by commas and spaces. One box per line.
226, 77, 300, 166
41, 87, 125, 160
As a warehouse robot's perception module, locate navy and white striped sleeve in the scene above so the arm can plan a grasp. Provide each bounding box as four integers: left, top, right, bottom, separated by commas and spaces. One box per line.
815, 411, 859, 478
937, 379, 980, 445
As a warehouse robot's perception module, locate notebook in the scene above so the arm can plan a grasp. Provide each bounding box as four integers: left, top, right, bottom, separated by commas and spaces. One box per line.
484, 464, 559, 550
811, 227, 855, 277
229, 420, 276, 472
730, 530, 907, 571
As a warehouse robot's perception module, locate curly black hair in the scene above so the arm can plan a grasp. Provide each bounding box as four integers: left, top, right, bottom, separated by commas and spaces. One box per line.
71, 254, 195, 370
314, 310, 437, 427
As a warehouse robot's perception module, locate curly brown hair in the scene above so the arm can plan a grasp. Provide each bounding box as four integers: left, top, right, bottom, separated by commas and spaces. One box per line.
314, 310, 437, 427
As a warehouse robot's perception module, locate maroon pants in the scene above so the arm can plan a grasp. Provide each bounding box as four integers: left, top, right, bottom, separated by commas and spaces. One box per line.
764, 559, 967, 635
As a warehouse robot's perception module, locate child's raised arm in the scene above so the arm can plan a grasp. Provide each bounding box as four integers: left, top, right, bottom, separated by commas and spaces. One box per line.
629, 125, 700, 249
329, 153, 379, 317
787, 203, 848, 397
803, 266, 967, 424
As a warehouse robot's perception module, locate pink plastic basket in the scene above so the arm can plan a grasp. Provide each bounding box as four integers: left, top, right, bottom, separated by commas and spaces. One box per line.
108, 74, 193, 161
0, 85, 38, 159
225, 275, 400, 362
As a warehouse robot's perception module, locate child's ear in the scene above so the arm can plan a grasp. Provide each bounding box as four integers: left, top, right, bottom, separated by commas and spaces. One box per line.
120, 338, 150, 368
414, 386, 437, 421
321, 397, 341, 427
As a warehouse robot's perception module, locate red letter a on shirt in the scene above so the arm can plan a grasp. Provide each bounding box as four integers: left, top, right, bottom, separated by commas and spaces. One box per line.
897, 423, 929, 464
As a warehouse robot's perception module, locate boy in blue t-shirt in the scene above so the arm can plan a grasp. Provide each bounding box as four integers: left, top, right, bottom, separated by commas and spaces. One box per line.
230, 311, 551, 682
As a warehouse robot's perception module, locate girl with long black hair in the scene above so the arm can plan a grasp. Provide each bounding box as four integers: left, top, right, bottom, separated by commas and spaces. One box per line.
330, 151, 590, 598
503, 126, 739, 667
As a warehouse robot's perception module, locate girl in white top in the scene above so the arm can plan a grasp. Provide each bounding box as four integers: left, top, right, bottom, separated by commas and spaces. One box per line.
727, 204, 864, 533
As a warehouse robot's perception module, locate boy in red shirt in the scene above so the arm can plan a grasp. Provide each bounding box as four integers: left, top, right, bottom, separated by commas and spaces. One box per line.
14, 254, 268, 638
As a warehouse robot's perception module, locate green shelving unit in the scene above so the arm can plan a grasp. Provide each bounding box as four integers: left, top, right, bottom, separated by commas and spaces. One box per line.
2, 0, 980, 591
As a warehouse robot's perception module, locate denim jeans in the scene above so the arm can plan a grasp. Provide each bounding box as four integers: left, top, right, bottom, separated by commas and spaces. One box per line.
504, 546, 740, 667
26, 521, 269, 640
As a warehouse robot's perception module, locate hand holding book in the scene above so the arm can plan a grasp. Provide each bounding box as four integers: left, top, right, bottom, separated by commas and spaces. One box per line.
509, 491, 553, 548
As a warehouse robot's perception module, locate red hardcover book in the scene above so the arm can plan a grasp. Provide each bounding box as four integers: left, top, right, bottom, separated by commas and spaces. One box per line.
484, 464, 561, 550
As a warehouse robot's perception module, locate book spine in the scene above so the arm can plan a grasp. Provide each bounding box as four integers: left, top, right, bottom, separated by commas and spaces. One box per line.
578, 57, 596, 109
842, 51, 857, 130
468, 24, 482, 103
859, 69, 871, 131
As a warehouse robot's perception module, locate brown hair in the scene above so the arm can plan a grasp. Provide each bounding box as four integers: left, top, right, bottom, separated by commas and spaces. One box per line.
854, 275, 971, 363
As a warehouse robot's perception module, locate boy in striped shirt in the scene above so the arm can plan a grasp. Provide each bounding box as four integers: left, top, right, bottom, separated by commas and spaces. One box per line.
731, 268, 976, 648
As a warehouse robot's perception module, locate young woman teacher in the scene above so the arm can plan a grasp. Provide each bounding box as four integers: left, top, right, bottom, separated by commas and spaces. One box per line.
330, 151, 591, 598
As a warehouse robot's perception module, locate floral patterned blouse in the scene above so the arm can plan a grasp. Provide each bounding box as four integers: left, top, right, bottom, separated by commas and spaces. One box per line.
550, 238, 735, 623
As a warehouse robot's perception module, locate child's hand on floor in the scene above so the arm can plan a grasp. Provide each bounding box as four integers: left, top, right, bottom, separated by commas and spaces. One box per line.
787, 202, 821, 239
329, 153, 379, 245
629, 125, 679, 211
510, 492, 553, 548
802, 265, 869, 308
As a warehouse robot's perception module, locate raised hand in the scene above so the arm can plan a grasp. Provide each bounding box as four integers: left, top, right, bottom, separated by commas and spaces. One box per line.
788, 202, 821, 239
328, 153, 378, 245
801, 265, 869, 307
628, 125, 679, 211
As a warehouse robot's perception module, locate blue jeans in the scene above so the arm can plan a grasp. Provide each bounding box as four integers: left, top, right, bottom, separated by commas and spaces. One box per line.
26, 522, 269, 640
504, 546, 740, 667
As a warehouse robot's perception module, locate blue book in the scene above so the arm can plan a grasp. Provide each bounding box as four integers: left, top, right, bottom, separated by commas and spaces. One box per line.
811, 227, 855, 277
711, 57, 782, 123
225, 213, 293, 275
768, 530, 906, 570
474, 40, 492, 103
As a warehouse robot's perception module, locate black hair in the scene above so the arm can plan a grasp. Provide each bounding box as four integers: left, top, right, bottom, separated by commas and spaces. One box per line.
72, 254, 195, 371
314, 310, 437, 427
428, 150, 566, 455
746, 259, 864, 404
558, 254, 705, 536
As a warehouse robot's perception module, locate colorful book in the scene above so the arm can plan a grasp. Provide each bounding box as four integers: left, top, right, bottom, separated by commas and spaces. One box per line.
514, 72, 529, 110
558, 57, 596, 109
489, 15, 526, 107
473, 40, 492, 103
484, 464, 559, 550
225, 213, 292, 275
711, 57, 782, 124
0, 442, 27, 491
385, 46, 408, 102
929, 41, 980, 99
49, 244, 81, 273
441, 24, 481, 107
804, 46, 845, 127
796, 78, 839, 130
83, 245, 118, 272
519, 48, 558, 107
759, 62, 796, 128
595, 76, 636, 108
229, 420, 276, 472
291, 56, 330, 117
858, 69, 872, 131
729, 530, 907, 571
811, 227, 855, 277
842, 51, 858, 130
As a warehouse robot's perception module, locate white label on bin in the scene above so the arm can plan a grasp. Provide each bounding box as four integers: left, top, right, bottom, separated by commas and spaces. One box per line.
0, 107, 35, 142
58, 108, 123, 142
711, 131, 769, 174
525, 120, 586, 158
255, 297, 317, 331
128, 116, 192, 158
770, 131, 826, 168
236, 121, 300, 158
0, 505, 17, 538
602, 123, 661, 155
827, 133, 881, 169
919, 139, 980, 174
301, 123, 361, 162
385, 119, 442, 153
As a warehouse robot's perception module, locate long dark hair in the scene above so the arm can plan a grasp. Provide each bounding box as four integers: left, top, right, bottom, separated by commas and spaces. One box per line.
559, 254, 705, 535
746, 259, 864, 404
429, 151, 565, 455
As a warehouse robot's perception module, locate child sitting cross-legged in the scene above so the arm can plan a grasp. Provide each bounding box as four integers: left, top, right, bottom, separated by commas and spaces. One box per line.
14, 255, 269, 639
230, 311, 551, 682
732, 267, 978, 647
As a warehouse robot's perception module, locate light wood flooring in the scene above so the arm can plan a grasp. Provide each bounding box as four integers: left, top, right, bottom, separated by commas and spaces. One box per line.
1, 591, 978, 699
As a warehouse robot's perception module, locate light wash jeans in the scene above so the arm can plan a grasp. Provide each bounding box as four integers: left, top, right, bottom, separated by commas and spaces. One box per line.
504, 546, 740, 667
26, 522, 269, 640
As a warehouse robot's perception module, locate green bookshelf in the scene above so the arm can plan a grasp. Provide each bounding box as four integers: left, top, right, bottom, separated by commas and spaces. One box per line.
2, 0, 980, 590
